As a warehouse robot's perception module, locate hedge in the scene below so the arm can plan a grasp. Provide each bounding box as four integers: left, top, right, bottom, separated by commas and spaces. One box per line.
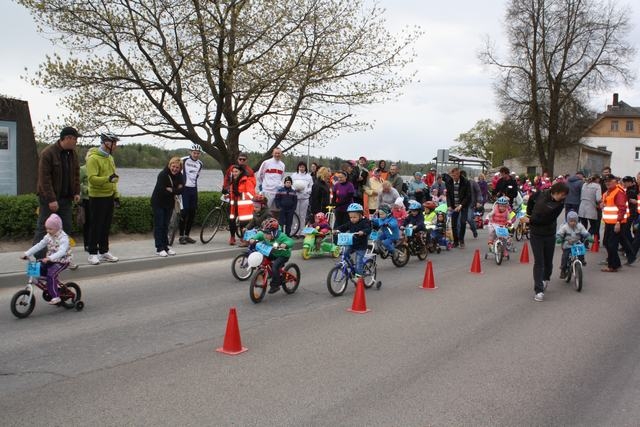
0, 192, 223, 239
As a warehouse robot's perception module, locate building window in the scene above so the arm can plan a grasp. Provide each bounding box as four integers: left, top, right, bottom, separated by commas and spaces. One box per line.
626, 120, 634, 132
527, 166, 537, 176
597, 146, 607, 151
636, 147, 640, 161
611, 120, 619, 131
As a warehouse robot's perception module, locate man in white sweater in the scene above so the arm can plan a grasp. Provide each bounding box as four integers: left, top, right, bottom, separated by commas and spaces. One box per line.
257, 147, 286, 211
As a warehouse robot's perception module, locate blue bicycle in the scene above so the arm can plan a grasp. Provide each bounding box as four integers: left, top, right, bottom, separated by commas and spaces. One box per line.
326, 233, 380, 296
562, 242, 586, 292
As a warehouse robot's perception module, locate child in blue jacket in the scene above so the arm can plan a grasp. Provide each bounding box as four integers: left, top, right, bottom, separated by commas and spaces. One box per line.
275, 176, 298, 236
371, 204, 400, 255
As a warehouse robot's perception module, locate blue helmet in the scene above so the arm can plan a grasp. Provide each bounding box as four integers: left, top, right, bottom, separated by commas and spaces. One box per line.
347, 203, 364, 213
497, 196, 510, 205
408, 200, 421, 211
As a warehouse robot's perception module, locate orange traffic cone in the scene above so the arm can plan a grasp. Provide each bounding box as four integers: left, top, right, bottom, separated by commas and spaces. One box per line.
216, 307, 248, 355
519, 242, 530, 263
348, 277, 371, 314
590, 235, 599, 252
470, 249, 482, 273
420, 260, 437, 290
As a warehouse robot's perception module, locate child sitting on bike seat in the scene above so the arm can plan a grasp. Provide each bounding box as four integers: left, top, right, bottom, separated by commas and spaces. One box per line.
486, 197, 513, 246
423, 200, 437, 226
371, 204, 400, 256
21, 214, 71, 305
556, 211, 591, 279
311, 212, 331, 250
250, 217, 293, 294
391, 198, 408, 227
335, 203, 371, 277
405, 200, 426, 233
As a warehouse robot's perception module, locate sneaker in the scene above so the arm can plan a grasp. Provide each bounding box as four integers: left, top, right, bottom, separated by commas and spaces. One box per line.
48, 297, 61, 305
543, 280, 549, 291
179, 236, 187, 245
229, 237, 236, 245
88, 255, 100, 265
166, 248, 176, 256
238, 240, 249, 247
185, 236, 197, 244
459, 242, 465, 249
598, 259, 608, 265
473, 230, 478, 238
559, 270, 567, 279
268, 285, 281, 294
100, 252, 119, 263
534, 292, 544, 302
69, 262, 79, 271
157, 250, 168, 257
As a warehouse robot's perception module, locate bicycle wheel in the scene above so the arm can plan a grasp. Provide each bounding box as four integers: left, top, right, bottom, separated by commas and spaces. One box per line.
564, 263, 572, 283
416, 234, 428, 260
362, 258, 377, 289
167, 210, 180, 246
249, 267, 268, 303
392, 244, 410, 267
327, 265, 349, 296
515, 224, 524, 241
231, 253, 253, 281
573, 261, 583, 292
290, 212, 301, 237
11, 290, 35, 319
59, 282, 81, 309
282, 263, 301, 294
495, 241, 504, 265
200, 207, 223, 244
235, 219, 244, 238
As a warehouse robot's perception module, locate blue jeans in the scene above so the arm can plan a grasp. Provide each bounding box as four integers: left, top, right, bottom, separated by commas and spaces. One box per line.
345, 247, 366, 275
269, 256, 289, 286
153, 206, 172, 251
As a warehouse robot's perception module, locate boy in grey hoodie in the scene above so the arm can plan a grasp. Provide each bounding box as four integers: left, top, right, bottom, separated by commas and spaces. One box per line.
556, 211, 591, 278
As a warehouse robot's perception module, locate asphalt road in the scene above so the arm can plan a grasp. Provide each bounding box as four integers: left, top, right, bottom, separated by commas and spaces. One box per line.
1, 237, 640, 426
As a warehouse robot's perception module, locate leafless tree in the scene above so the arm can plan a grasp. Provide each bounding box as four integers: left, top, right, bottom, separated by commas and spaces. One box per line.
480, 0, 635, 175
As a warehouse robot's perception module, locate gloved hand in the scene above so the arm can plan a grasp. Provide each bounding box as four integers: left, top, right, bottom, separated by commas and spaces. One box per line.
555, 238, 563, 245
586, 236, 594, 243
108, 173, 119, 183
114, 198, 121, 208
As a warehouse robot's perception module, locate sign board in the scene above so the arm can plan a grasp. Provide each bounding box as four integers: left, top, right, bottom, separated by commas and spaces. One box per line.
436, 149, 449, 164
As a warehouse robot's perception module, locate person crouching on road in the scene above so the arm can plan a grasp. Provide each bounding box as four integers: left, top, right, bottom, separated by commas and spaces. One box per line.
249, 218, 293, 294
22, 214, 71, 305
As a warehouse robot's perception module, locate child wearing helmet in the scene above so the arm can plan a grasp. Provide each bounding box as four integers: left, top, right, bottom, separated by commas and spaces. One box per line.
432, 211, 447, 246
487, 196, 513, 245
310, 212, 331, 250
336, 203, 372, 276
371, 204, 401, 255
391, 197, 408, 226
556, 211, 591, 279
423, 200, 437, 226
249, 217, 294, 294
404, 200, 426, 233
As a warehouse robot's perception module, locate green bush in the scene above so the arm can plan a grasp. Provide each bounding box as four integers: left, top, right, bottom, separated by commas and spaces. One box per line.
0, 192, 224, 239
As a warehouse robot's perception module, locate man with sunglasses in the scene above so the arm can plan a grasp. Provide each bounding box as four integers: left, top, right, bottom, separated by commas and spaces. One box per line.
222, 152, 255, 196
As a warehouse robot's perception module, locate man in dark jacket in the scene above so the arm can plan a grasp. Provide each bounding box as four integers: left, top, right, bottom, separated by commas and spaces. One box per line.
564, 171, 584, 217
34, 127, 81, 252
492, 166, 518, 208
444, 168, 471, 248
525, 182, 570, 302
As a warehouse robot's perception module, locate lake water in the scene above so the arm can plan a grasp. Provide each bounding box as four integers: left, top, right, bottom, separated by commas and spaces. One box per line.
117, 168, 224, 196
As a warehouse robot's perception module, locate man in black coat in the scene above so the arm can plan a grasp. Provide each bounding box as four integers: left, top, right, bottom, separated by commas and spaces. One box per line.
444, 167, 471, 248
493, 166, 519, 208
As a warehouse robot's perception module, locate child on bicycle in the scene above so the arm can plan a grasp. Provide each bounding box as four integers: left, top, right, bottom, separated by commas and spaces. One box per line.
310, 212, 331, 250
240, 194, 272, 246
432, 210, 447, 246
250, 217, 293, 294
423, 200, 437, 226
275, 176, 297, 236
404, 200, 426, 233
335, 203, 371, 277
486, 196, 513, 248
556, 210, 591, 278
371, 204, 400, 256
21, 214, 72, 305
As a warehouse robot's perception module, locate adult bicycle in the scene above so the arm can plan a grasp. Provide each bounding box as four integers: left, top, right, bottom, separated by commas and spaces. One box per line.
200, 195, 243, 243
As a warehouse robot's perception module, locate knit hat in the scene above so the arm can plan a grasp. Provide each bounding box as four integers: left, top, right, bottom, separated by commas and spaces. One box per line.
567, 211, 579, 222
284, 176, 293, 184
45, 213, 63, 231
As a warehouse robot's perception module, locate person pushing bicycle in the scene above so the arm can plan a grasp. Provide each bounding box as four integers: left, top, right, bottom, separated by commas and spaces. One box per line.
335, 203, 371, 277
249, 218, 293, 294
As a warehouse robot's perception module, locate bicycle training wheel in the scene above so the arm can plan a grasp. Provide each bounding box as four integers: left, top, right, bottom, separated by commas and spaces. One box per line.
282, 263, 301, 294
362, 258, 377, 289
200, 207, 223, 244
564, 264, 572, 283
573, 262, 583, 292
327, 265, 349, 296
231, 253, 253, 281
59, 282, 81, 309
495, 241, 504, 265
249, 267, 268, 303
11, 290, 35, 319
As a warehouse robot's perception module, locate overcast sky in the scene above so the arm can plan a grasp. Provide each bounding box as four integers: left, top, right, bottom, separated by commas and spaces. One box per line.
1, 0, 639, 164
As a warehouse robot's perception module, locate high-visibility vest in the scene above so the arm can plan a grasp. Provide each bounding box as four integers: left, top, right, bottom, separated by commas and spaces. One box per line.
229, 177, 255, 222
602, 185, 628, 224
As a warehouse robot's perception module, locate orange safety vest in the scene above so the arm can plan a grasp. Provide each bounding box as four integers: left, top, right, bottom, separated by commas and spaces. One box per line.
602, 185, 628, 224
229, 176, 256, 222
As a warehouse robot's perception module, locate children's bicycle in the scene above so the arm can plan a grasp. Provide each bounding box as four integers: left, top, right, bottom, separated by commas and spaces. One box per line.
249, 243, 301, 303
11, 261, 84, 319
230, 230, 260, 281
562, 242, 585, 292
513, 211, 529, 241
401, 226, 428, 261
327, 233, 380, 296
485, 225, 513, 265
